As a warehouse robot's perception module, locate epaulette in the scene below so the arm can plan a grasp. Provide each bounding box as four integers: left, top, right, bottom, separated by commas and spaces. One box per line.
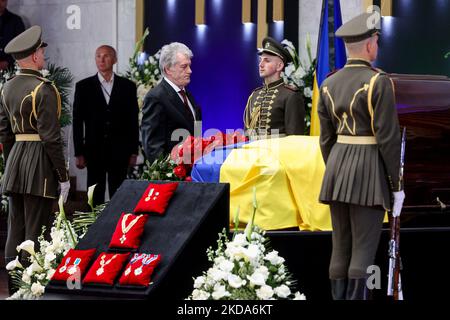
284, 84, 299, 91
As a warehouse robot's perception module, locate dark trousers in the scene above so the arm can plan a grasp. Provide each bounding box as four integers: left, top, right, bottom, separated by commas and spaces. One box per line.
329, 202, 385, 280
5, 193, 55, 264
87, 158, 128, 207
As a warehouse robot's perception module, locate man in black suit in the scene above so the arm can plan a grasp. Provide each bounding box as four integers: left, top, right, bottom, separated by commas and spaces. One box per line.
0, 0, 25, 71
73, 45, 139, 206
141, 42, 201, 163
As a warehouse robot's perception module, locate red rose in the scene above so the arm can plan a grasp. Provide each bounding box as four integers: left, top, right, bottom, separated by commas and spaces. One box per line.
185, 176, 193, 182
173, 165, 187, 179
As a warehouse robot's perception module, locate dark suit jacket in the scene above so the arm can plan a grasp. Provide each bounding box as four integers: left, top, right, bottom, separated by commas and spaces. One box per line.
73, 74, 139, 166
141, 78, 201, 163
0, 9, 25, 67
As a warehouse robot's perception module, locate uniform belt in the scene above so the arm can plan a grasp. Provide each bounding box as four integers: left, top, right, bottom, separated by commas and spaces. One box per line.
15, 134, 41, 141
337, 135, 376, 145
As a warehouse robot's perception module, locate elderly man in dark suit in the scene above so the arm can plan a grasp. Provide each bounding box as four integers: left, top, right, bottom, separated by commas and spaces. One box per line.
141, 42, 201, 163
73, 45, 139, 206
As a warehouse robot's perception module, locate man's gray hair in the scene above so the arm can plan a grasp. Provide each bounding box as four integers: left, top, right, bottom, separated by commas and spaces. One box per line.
159, 42, 193, 77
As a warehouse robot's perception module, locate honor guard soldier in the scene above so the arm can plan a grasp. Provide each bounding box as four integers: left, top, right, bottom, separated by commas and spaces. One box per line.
317, 12, 405, 300
0, 26, 70, 293
244, 37, 305, 139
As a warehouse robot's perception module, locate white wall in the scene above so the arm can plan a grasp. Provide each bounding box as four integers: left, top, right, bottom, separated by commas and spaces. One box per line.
8, 0, 136, 192
298, 0, 365, 67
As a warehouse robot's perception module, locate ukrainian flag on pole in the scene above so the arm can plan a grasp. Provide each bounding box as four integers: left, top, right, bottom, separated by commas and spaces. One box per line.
310, 0, 346, 136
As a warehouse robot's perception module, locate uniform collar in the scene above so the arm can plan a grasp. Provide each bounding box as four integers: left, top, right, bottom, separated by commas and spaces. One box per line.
264, 78, 284, 90
345, 58, 372, 67
18, 68, 43, 77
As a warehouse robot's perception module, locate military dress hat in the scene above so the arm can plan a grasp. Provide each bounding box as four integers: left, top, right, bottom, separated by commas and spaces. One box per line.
335, 12, 381, 43
4, 25, 48, 60
258, 37, 292, 64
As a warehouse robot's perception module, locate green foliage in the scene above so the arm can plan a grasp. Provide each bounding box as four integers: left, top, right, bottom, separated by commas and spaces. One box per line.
45, 63, 74, 127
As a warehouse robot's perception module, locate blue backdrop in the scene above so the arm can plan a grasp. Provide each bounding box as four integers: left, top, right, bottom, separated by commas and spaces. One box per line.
144, 0, 297, 134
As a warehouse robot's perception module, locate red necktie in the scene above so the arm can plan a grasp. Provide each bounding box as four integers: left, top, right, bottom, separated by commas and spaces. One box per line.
179, 89, 194, 121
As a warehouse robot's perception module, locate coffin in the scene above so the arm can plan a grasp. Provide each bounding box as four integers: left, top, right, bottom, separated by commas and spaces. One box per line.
390, 73, 450, 214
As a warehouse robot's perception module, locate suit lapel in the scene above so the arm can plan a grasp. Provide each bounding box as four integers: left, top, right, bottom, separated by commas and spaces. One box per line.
161, 79, 194, 127
93, 75, 108, 108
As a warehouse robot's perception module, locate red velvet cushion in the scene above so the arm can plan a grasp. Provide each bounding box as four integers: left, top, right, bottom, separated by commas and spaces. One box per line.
83, 252, 130, 286
109, 212, 149, 249
51, 248, 96, 282
133, 182, 179, 214
118, 253, 161, 287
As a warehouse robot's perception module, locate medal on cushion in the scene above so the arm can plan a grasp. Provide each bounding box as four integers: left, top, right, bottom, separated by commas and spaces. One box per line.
96, 254, 117, 276
59, 257, 71, 273
124, 253, 143, 276
67, 258, 81, 275
134, 254, 159, 276
120, 214, 143, 244
145, 188, 160, 202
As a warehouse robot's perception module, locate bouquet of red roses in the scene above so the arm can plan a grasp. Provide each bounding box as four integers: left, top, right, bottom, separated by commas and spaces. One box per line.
170, 131, 247, 180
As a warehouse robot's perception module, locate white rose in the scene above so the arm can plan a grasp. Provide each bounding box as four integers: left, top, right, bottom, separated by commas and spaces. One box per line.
218, 260, 234, 273
144, 60, 149, 66
30, 282, 45, 296
294, 292, 307, 300
303, 87, 312, 98
47, 269, 56, 280
194, 276, 205, 289
231, 233, 248, 246
6, 257, 23, 271
211, 284, 230, 300
22, 272, 31, 284
256, 285, 274, 300
144, 69, 150, 74
284, 63, 295, 77
192, 289, 210, 300
227, 274, 246, 288
264, 250, 285, 265
154, 69, 160, 75
209, 268, 228, 282
16, 240, 35, 256
149, 56, 156, 64
274, 284, 291, 298
247, 271, 266, 286
244, 244, 260, 262
134, 71, 140, 77
45, 252, 56, 265
254, 265, 269, 280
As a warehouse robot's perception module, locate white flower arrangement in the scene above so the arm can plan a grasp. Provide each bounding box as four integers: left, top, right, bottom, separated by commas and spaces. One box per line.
125, 28, 162, 109
188, 189, 306, 300
6, 198, 77, 300
6, 185, 104, 300
281, 36, 316, 134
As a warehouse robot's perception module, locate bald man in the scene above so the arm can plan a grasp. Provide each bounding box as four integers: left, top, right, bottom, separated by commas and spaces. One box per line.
73, 45, 139, 206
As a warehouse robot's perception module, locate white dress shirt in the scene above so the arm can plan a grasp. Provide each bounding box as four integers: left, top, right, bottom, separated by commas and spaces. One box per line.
164, 77, 196, 119
98, 72, 115, 105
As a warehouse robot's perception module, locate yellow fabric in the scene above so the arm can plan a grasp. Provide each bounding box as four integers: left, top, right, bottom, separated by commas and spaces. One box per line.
310, 74, 321, 136
220, 136, 331, 231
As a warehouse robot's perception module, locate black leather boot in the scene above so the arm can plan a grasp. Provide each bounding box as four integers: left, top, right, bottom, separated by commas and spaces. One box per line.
346, 278, 371, 300
330, 278, 347, 300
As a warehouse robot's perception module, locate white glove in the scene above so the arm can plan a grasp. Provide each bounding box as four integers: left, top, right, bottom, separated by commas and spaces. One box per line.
59, 181, 70, 203
392, 190, 405, 217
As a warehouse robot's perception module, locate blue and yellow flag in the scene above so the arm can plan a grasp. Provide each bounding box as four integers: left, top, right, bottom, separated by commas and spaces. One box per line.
310, 0, 346, 136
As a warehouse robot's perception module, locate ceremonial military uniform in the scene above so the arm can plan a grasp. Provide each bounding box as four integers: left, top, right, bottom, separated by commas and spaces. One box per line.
244, 37, 305, 137
317, 13, 402, 300
0, 26, 68, 269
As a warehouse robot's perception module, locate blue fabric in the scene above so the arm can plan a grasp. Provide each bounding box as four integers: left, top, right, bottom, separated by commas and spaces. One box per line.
316, 0, 346, 86
191, 141, 249, 183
